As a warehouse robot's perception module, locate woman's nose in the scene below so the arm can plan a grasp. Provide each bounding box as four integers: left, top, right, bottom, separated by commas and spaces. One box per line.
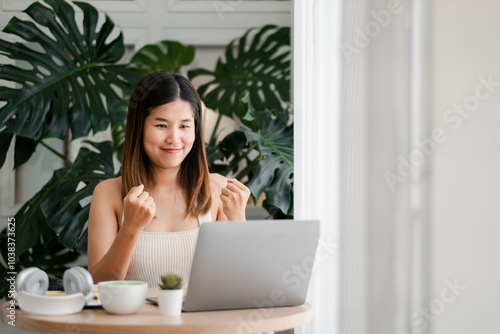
166, 129, 179, 143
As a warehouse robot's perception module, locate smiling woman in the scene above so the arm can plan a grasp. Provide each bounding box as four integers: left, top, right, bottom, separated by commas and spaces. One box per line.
87, 71, 250, 286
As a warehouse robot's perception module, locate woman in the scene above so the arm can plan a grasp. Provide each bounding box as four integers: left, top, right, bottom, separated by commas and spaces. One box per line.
87, 71, 250, 286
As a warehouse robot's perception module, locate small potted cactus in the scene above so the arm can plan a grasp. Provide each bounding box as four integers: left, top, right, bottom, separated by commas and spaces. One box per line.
157, 273, 184, 315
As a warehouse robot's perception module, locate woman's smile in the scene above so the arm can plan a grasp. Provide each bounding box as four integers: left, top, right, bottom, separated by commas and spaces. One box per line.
161, 148, 183, 154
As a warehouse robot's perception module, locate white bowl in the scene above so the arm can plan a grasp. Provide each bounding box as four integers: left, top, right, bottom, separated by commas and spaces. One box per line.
98, 281, 148, 314
16, 291, 92, 315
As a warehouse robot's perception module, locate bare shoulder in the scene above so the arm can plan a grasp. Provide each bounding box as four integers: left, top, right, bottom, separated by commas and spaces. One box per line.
209, 173, 227, 192
92, 177, 122, 208
94, 177, 121, 194
89, 177, 123, 228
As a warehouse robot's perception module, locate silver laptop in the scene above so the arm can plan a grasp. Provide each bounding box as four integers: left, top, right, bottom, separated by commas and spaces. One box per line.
181, 219, 320, 312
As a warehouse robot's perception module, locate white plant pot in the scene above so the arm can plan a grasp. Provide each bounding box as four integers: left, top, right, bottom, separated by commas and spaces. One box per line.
157, 288, 183, 315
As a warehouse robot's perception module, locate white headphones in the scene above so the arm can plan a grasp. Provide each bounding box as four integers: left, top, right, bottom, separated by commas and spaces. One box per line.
15, 266, 94, 315
16, 266, 93, 296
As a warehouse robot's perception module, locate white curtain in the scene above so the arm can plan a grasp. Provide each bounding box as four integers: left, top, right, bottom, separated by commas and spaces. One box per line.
294, 0, 431, 333
294, 0, 343, 333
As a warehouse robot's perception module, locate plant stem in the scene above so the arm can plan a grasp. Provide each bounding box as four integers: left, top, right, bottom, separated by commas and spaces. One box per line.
236, 154, 261, 181
238, 142, 257, 162
209, 114, 223, 146
40, 140, 71, 165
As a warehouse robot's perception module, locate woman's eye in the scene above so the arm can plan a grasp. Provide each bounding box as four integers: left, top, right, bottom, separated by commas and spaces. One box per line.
156, 124, 167, 128
180, 125, 190, 129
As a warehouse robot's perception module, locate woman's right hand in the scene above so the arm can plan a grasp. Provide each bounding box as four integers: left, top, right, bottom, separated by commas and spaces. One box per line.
122, 184, 156, 232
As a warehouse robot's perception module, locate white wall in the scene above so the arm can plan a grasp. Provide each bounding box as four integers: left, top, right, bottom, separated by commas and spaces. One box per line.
431, 0, 500, 333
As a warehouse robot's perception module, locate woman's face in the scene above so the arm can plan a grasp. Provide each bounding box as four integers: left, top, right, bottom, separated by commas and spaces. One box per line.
142, 99, 196, 171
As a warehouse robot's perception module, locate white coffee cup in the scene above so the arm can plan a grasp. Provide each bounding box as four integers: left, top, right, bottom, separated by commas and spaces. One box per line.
98, 281, 148, 314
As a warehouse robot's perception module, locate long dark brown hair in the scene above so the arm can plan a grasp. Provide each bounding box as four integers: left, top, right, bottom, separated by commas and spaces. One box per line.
121, 71, 211, 217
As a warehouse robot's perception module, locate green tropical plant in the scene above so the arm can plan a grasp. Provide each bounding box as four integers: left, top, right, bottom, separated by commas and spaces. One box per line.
0, 0, 141, 167
130, 40, 195, 76
239, 98, 293, 216
159, 273, 183, 290
0, 223, 80, 296
188, 25, 290, 120
0, 0, 141, 296
188, 25, 293, 217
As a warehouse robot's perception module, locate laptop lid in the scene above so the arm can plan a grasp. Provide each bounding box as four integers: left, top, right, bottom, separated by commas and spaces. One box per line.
182, 220, 320, 312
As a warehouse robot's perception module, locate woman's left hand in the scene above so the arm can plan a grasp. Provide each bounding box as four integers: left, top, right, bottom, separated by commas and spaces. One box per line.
220, 178, 251, 221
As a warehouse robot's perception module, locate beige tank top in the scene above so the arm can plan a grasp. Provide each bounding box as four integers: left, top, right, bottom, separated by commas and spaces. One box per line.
124, 211, 212, 287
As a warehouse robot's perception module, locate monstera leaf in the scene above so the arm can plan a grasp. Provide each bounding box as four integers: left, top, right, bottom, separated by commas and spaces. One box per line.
0, 224, 80, 296
130, 40, 195, 75
206, 130, 257, 177
188, 25, 290, 118
239, 103, 293, 216
0, 0, 141, 168
14, 141, 116, 256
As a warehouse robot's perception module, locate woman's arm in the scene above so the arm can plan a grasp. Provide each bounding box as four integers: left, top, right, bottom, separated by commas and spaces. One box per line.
87, 181, 156, 283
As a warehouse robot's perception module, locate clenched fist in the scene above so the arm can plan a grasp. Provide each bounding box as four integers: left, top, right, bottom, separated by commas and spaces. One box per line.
122, 184, 156, 232
220, 179, 251, 221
